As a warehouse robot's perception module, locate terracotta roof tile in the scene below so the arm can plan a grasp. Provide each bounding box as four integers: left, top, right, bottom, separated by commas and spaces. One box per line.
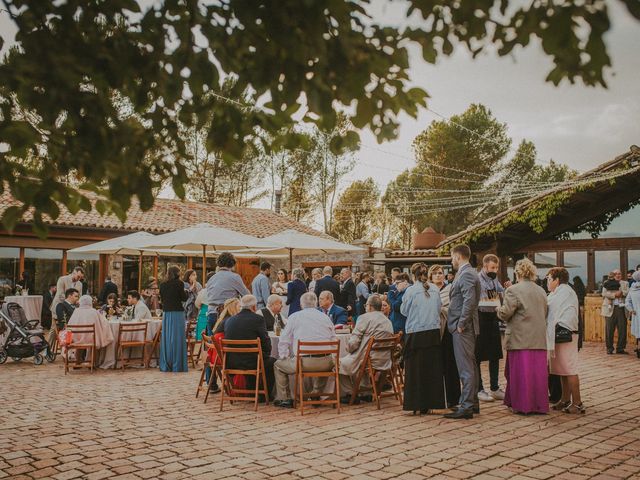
0, 189, 328, 239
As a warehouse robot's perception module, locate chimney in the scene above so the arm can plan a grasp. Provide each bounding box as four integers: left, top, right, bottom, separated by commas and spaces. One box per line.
274, 190, 282, 214
413, 227, 446, 249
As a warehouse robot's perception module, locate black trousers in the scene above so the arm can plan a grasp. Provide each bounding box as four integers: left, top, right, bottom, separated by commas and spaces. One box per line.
605, 306, 627, 352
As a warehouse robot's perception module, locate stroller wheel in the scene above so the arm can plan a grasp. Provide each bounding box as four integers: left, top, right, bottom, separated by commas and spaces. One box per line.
34, 354, 43, 366
0, 351, 6, 364
45, 349, 57, 363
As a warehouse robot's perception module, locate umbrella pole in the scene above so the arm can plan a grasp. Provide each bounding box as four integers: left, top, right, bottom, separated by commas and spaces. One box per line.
138, 251, 143, 292
289, 248, 293, 273
202, 245, 207, 286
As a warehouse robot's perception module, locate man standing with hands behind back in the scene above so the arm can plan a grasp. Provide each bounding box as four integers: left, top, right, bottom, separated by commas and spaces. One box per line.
444, 244, 481, 420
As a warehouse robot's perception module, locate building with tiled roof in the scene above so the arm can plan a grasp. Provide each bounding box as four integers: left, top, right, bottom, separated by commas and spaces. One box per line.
0, 190, 362, 299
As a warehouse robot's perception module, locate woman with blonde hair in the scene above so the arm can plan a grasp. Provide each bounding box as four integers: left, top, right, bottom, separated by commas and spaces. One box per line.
428, 264, 460, 409
497, 258, 549, 414
213, 297, 241, 334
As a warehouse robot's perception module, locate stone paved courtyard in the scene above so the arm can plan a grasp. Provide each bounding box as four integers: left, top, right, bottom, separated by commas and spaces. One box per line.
1, 343, 639, 480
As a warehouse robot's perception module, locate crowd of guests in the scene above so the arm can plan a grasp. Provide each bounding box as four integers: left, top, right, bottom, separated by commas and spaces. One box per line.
43, 246, 640, 416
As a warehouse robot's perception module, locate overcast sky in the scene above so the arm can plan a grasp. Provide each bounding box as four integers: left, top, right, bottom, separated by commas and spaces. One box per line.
349, 0, 640, 192
1, 2, 638, 222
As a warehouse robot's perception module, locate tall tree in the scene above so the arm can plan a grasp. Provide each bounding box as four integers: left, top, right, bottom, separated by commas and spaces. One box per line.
409, 104, 512, 234
1, 1, 637, 236
331, 178, 380, 243
310, 114, 356, 233
381, 170, 424, 250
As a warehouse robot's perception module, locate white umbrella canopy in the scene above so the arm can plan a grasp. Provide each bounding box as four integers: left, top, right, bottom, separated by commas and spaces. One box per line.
68, 232, 190, 256
139, 223, 279, 252
68, 232, 192, 291
139, 223, 281, 284
237, 229, 365, 270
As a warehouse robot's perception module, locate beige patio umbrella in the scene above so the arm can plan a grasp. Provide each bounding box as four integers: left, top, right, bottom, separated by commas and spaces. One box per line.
239, 229, 365, 271
68, 232, 193, 291
139, 223, 280, 285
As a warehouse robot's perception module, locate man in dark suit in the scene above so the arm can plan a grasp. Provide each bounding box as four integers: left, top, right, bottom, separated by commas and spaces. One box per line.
41, 283, 56, 330
314, 266, 340, 302
338, 268, 357, 315
257, 294, 284, 331
98, 276, 118, 304
224, 294, 275, 397
318, 291, 348, 325
444, 244, 481, 420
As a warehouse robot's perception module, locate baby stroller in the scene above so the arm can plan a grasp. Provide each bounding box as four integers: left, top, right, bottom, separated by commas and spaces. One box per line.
0, 302, 53, 365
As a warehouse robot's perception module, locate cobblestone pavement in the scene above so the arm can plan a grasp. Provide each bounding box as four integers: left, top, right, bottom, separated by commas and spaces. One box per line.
1, 343, 639, 480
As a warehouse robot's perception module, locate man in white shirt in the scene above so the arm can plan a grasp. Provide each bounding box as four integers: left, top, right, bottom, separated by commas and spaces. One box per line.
127, 291, 152, 321
273, 292, 336, 408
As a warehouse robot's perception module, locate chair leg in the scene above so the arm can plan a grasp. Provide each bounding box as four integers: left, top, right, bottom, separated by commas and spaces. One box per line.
368, 365, 380, 410
196, 367, 206, 399
335, 368, 341, 414
350, 364, 367, 406
261, 364, 269, 406
298, 370, 304, 416
204, 365, 217, 404
90, 347, 95, 374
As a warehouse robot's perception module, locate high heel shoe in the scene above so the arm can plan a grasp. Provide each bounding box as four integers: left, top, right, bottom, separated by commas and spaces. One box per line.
552, 400, 571, 411
562, 402, 586, 414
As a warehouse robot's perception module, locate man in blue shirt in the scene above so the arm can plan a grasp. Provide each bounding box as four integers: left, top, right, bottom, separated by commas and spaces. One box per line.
251, 262, 272, 309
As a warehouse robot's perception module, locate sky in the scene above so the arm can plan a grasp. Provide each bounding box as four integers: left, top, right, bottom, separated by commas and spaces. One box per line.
347, 0, 640, 192
1, 2, 638, 227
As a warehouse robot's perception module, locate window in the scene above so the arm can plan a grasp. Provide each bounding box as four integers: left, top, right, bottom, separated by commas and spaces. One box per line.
0, 247, 20, 300
23, 249, 63, 296
569, 203, 640, 239
595, 251, 621, 291
533, 252, 558, 269
629, 250, 640, 272
563, 251, 588, 290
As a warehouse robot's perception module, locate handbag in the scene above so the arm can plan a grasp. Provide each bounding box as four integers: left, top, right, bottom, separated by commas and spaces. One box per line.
555, 325, 573, 344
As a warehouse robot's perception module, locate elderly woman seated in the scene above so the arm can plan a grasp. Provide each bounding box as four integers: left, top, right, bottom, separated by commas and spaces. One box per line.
69, 295, 115, 349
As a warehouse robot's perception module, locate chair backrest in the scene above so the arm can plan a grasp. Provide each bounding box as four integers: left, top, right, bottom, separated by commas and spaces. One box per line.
220, 338, 262, 354
370, 333, 401, 352
296, 340, 340, 357
118, 322, 148, 339
186, 319, 196, 337
67, 324, 96, 346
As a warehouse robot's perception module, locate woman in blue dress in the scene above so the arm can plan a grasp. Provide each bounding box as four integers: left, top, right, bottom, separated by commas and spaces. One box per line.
159, 266, 188, 372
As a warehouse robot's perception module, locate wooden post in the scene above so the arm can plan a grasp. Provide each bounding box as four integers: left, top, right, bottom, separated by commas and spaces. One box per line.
61, 250, 68, 275
138, 251, 143, 291
153, 256, 158, 282
202, 245, 207, 286
288, 248, 293, 273
18, 247, 25, 276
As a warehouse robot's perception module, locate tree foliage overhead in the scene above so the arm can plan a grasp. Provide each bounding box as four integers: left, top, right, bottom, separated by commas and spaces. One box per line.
1, 0, 638, 236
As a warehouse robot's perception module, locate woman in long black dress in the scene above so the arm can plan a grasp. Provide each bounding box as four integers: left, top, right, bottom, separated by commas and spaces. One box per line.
428, 265, 461, 408
400, 263, 446, 414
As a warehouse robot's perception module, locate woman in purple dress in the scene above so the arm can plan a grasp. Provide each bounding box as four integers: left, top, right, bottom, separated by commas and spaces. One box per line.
497, 258, 549, 414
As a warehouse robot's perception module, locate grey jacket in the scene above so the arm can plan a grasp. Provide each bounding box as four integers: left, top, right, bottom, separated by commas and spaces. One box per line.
447, 263, 481, 334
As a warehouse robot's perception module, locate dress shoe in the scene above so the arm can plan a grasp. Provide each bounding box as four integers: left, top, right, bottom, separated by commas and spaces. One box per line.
340, 395, 358, 405
209, 385, 221, 394
607, 350, 614, 355
274, 399, 294, 408
443, 409, 473, 419
473, 405, 480, 414
616, 350, 628, 355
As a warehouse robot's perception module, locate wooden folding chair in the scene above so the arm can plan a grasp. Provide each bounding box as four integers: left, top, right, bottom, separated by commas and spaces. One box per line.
186, 320, 199, 368
195, 333, 224, 403
63, 324, 96, 375
145, 324, 162, 368
295, 340, 341, 415
116, 322, 148, 370
349, 333, 404, 409
219, 338, 269, 412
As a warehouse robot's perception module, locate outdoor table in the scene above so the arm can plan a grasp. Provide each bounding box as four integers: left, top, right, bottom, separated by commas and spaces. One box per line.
96, 318, 162, 369
4, 295, 43, 322
268, 331, 351, 395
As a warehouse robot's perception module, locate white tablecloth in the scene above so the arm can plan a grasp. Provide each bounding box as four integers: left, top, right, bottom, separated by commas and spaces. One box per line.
4, 295, 43, 321
97, 319, 162, 369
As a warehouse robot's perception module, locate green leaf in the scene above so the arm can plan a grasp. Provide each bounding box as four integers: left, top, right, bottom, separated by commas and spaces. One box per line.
1, 206, 24, 231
